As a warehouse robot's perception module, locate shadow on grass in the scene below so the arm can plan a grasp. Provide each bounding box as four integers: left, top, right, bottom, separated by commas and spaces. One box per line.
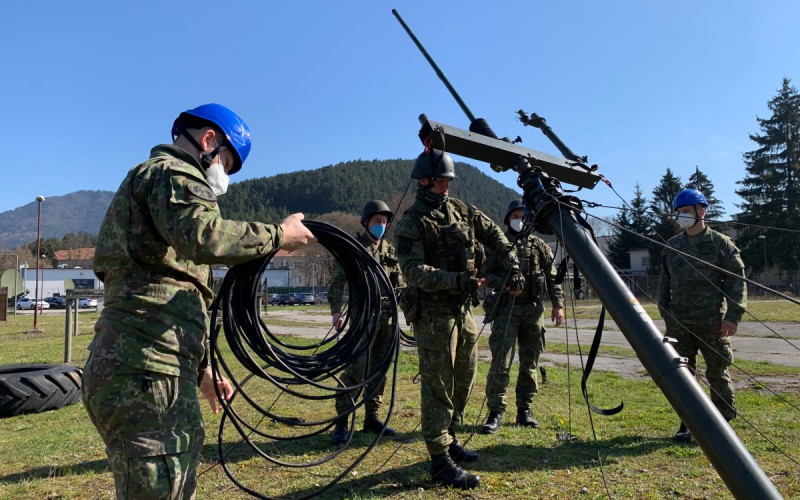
0, 459, 110, 484
472, 433, 679, 472
230, 432, 681, 499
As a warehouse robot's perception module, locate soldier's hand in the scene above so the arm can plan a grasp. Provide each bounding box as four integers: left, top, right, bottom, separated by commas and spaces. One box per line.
280, 213, 316, 251
332, 312, 345, 331
506, 269, 525, 294
199, 367, 233, 415
457, 271, 483, 293
551, 306, 565, 326
720, 320, 738, 337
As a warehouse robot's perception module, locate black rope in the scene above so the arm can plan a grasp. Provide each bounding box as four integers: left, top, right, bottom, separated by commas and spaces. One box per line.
208, 220, 400, 499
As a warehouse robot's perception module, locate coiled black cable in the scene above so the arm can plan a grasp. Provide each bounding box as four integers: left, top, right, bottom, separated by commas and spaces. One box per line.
208, 220, 401, 499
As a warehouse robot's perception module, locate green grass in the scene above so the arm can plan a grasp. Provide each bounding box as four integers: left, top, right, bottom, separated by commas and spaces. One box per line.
0, 311, 799, 499
567, 298, 800, 322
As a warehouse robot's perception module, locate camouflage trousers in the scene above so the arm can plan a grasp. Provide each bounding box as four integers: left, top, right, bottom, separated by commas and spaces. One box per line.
414, 305, 478, 456
335, 314, 394, 417
485, 301, 545, 413
667, 317, 736, 421
82, 354, 205, 499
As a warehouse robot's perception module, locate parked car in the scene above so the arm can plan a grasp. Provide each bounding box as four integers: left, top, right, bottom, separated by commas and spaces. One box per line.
44, 296, 67, 309
268, 293, 281, 305
277, 293, 296, 306
295, 293, 316, 305
315, 292, 328, 305
79, 297, 98, 308
16, 297, 49, 310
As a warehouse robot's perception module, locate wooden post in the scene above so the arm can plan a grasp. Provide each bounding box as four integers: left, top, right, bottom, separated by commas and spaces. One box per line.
64, 299, 74, 363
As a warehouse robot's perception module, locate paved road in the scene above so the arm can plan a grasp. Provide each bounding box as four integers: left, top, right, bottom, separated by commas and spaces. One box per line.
266, 309, 800, 369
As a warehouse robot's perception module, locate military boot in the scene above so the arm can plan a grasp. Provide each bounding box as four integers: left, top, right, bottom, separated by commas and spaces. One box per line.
331, 418, 349, 445
479, 411, 502, 435
516, 408, 539, 428
673, 422, 692, 443
448, 438, 479, 464
430, 452, 480, 490
363, 410, 396, 436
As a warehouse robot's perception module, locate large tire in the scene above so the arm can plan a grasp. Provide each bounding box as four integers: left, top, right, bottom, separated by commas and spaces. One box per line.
0, 364, 83, 418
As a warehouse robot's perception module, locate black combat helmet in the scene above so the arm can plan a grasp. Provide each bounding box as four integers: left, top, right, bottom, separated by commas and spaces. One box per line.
361, 200, 393, 225
504, 199, 526, 225
411, 149, 456, 180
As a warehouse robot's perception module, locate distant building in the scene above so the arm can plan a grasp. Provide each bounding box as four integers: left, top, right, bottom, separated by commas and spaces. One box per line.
210, 248, 330, 292
54, 247, 95, 269
19, 266, 101, 299
628, 248, 650, 274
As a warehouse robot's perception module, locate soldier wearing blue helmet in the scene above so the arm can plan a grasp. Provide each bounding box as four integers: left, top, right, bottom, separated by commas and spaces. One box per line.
82, 103, 315, 498
658, 188, 746, 443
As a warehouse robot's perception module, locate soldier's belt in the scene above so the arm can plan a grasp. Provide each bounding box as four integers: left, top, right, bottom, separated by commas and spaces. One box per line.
419, 290, 461, 305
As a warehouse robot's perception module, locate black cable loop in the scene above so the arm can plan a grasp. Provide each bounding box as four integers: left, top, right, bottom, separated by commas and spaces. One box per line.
207, 220, 401, 499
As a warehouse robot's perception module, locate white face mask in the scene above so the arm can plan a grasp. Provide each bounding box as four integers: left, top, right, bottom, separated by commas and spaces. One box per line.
510, 218, 525, 233
206, 162, 229, 196
677, 213, 696, 229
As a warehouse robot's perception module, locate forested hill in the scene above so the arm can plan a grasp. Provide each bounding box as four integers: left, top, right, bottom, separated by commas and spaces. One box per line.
0, 160, 520, 250
219, 159, 520, 225
0, 190, 115, 250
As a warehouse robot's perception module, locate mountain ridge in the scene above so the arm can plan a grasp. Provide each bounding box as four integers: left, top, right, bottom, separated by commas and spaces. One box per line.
0, 159, 520, 250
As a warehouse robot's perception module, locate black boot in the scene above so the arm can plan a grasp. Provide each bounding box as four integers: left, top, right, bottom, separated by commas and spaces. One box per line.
479, 411, 502, 435
331, 418, 349, 445
448, 439, 479, 463
673, 422, 692, 442
363, 411, 396, 436
430, 452, 480, 490
516, 408, 539, 428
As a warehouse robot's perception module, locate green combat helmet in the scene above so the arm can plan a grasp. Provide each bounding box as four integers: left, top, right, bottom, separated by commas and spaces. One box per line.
411, 149, 456, 180
361, 200, 394, 225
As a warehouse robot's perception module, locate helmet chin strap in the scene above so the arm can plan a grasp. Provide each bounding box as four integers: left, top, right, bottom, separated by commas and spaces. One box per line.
175, 125, 222, 169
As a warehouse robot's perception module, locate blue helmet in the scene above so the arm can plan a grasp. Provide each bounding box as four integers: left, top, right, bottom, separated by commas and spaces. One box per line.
673, 189, 708, 211
174, 103, 251, 174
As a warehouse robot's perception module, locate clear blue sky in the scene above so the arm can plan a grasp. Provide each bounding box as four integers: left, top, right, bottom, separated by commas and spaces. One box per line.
3, 1, 798, 223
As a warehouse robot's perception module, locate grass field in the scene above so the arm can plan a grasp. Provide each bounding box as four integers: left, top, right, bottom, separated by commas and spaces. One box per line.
0, 306, 799, 499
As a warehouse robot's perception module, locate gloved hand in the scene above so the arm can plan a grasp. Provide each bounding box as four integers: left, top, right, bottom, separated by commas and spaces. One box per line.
507, 268, 525, 292
457, 271, 481, 294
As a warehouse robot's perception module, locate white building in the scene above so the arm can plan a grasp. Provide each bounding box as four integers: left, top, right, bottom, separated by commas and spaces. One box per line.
20, 266, 101, 299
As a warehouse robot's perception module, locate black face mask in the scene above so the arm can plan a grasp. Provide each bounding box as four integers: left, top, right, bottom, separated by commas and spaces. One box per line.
418, 186, 447, 207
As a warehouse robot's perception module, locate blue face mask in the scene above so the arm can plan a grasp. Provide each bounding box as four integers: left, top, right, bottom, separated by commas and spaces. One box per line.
369, 224, 386, 240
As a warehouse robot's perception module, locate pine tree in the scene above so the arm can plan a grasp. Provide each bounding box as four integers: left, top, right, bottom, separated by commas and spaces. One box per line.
648, 168, 683, 271
685, 166, 725, 221
607, 184, 654, 270
736, 78, 800, 272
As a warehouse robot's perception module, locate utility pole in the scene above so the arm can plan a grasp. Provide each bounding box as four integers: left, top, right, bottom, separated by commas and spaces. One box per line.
30, 196, 45, 334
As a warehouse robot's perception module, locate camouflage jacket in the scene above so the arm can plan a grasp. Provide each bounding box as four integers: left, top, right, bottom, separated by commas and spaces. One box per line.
89, 145, 284, 380
658, 226, 747, 324
328, 232, 405, 314
484, 231, 564, 309
395, 190, 516, 308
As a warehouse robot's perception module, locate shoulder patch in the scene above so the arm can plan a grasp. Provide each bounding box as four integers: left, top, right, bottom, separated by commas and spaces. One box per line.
187, 182, 216, 202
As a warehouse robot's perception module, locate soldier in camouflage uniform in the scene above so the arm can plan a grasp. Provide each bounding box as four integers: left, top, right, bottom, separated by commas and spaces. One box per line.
657, 188, 746, 442
395, 149, 523, 490
81, 103, 315, 499
480, 199, 565, 435
329, 200, 405, 444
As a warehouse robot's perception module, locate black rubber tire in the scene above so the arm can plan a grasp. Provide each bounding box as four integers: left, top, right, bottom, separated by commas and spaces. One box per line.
0, 364, 83, 418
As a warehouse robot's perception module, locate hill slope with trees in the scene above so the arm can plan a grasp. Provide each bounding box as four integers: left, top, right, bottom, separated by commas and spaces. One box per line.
0, 160, 520, 251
